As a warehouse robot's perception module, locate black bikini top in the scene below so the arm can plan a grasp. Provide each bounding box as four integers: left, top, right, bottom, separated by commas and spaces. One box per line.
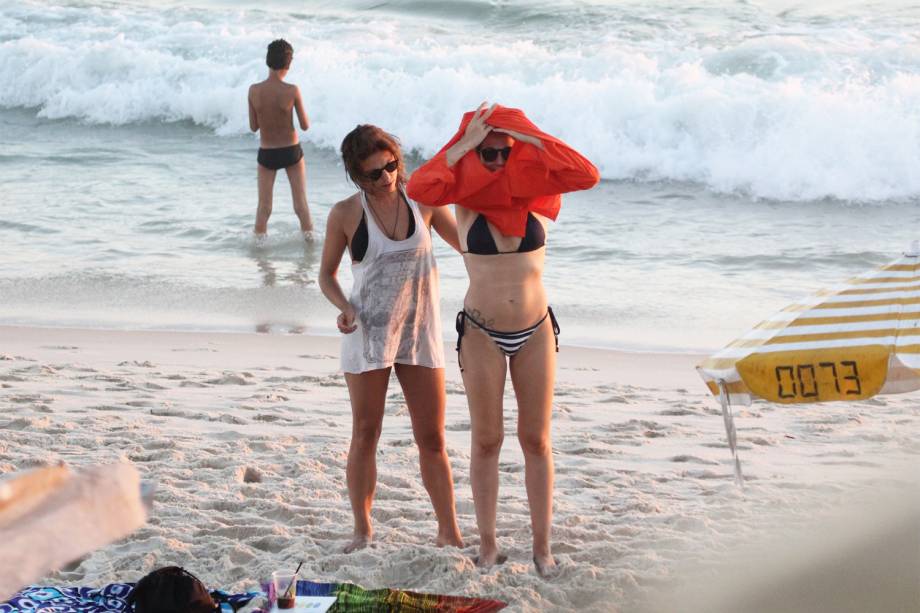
465, 212, 545, 255
350, 195, 416, 262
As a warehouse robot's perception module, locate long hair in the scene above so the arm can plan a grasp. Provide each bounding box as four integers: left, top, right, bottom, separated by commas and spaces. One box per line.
339, 124, 407, 187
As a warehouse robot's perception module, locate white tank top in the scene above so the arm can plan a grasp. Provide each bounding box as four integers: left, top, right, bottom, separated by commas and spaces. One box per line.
340, 189, 444, 374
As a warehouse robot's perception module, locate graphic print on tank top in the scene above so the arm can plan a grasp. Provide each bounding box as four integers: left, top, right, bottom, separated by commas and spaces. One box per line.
358, 246, 434, 365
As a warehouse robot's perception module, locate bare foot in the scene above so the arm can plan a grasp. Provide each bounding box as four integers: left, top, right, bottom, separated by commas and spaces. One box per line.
533, 554, 558, 578
472, 551, 508, 568
343, 534, 371, 553
436, 530, 464, 548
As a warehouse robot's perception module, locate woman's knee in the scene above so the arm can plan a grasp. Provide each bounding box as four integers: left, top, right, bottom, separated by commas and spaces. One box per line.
472, 432, 504, 457
518, 432, 551, 457
414, 429, 446, 455
351, 421, 382, 448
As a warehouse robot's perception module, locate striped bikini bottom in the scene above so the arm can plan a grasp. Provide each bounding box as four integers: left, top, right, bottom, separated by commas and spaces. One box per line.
455, 307, 560, 371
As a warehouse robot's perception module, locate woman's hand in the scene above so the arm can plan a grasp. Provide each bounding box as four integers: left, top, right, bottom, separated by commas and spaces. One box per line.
337, 304, 358, 334
461, 102, 497, 149
446, 102, 497, 166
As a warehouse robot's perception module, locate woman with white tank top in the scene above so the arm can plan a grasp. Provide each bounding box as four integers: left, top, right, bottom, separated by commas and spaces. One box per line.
318, 125, 463, 553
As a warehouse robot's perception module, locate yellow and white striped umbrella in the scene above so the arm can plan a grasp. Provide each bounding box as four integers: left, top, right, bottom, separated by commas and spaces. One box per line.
699, 248, 920, 404
697, 246, 920, 482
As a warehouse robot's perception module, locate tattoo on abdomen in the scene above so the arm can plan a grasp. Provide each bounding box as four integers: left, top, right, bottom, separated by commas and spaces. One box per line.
466, 308, 494, 328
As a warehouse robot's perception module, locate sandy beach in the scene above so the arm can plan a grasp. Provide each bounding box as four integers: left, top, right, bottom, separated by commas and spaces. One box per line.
2, 325, 917, 611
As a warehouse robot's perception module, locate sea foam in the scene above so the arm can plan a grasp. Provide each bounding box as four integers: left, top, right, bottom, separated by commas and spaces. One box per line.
2, 0, 919, 202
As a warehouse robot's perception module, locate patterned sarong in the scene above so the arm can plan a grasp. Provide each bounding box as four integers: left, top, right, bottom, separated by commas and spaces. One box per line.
1, 583, 257, 612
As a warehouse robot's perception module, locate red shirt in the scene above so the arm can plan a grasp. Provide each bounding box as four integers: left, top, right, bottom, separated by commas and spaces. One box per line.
407, 106, 600, 237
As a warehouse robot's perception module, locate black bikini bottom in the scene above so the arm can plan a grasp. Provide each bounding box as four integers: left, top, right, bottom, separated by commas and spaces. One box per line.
455, 307, 560, 371
257, 144, 304, 170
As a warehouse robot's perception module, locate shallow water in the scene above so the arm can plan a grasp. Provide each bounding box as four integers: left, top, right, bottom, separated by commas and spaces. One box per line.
2, 0, 919, 351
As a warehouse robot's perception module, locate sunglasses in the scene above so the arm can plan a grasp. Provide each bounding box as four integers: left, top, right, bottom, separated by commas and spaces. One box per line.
477, 146, 512, 162
364, 159, 398, 181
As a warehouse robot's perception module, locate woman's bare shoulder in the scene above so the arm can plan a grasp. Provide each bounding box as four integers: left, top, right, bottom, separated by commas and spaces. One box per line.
329, 193, 363, 226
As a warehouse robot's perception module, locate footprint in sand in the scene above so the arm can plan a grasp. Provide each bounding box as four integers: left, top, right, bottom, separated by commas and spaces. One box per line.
249, 535, 290, 554
6, 393, 42, 404
4, 416, 52, 430
670, 454, 719, 465
214, 414, 248, 425
126, 400, 155, 408
659, 407, 697, 416
205, 373, 255, 386
254, 392, 290, 402
238, 467, 262, 483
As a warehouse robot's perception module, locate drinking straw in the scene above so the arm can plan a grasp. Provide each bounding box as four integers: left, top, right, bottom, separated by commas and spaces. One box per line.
282, 561, 303, 600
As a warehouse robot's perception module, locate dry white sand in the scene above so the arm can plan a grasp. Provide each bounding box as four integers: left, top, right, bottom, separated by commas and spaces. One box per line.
1, 325, 918, 611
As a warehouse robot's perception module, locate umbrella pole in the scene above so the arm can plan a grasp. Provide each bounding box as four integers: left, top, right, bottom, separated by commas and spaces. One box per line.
717, 380, 744, 487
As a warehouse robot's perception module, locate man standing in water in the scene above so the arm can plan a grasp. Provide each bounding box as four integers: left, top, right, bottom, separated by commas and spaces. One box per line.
248, 39, 314, 238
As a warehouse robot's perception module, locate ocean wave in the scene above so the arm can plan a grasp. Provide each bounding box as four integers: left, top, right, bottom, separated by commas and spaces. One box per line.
2, 0, 919, 202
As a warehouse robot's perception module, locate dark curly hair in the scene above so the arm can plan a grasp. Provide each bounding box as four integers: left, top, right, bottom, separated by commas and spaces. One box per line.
340, 125, 406, 187
266, 39, 293, 70
126, 566, 216, 613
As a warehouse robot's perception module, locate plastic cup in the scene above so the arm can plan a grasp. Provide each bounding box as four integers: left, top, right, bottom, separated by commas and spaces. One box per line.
272, 570, 298, 610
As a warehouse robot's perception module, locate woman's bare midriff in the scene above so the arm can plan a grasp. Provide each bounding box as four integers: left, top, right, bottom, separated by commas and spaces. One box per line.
462, 250, 548, 330
455, 205, 549, 329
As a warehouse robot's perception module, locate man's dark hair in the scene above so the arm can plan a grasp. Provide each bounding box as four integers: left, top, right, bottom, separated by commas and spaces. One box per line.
266, 39, 293, 70
126, 566, 216, 613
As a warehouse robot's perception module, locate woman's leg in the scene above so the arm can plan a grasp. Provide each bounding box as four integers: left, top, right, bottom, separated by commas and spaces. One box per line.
284, 158, 313, 234
509, 320, 557, 576
394, 364, 463, 548
343, 367, 391, 553
460, 324, 509, 566
255, 164, 276, 235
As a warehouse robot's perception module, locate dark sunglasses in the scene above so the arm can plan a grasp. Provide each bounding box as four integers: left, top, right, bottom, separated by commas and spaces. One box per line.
477, 146, 512, 162
364, 159, 398, 180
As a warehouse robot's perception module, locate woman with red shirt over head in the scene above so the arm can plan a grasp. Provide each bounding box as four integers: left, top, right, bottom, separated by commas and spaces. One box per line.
408, 103, 600, 576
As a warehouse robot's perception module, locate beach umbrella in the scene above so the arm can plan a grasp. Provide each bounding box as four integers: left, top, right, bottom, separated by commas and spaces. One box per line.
697, 244, 920, 484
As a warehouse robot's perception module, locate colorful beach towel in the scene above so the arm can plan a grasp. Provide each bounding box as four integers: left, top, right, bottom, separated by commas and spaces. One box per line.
265, 580, 507, 612
1, 583, 258, 612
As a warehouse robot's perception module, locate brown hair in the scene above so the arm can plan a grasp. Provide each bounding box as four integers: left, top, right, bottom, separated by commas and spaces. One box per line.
126, 566, 216, 613
266, 39, 293, 70
340, 124, 406, 187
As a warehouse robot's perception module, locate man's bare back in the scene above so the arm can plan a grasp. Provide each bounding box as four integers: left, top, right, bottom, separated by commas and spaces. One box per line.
249, 39, 313, 236
248, 78, 307, 148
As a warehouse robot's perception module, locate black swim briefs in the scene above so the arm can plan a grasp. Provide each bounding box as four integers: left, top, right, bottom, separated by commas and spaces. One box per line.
257, 143, 304, 170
